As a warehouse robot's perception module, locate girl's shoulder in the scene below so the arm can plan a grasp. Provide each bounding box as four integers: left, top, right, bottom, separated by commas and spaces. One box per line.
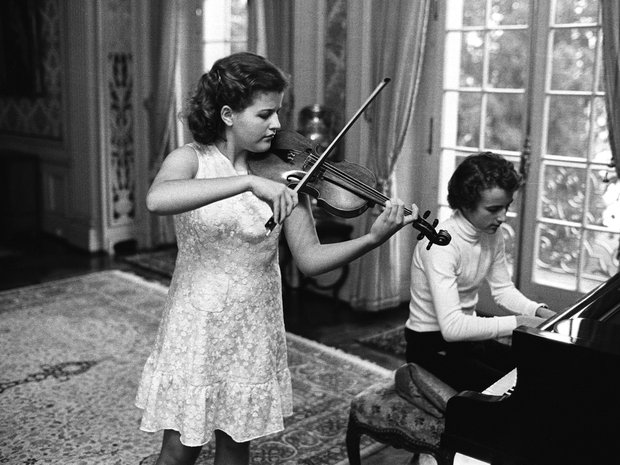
184, 142, 237, 178
185, 142, 226, 162
162, 144, 200, 166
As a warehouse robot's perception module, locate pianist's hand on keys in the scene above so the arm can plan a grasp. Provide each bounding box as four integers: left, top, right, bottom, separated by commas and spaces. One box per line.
515, 315, 545, 328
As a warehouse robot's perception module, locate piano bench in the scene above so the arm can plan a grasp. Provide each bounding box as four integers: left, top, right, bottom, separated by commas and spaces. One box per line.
346, 378, 450, 465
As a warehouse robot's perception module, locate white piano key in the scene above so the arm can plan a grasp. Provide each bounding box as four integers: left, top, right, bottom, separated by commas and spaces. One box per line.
482, 368, 517, 396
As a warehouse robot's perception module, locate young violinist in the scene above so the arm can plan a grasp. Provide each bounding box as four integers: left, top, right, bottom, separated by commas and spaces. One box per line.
405, 152, 556, 392
134, 51, 419, 465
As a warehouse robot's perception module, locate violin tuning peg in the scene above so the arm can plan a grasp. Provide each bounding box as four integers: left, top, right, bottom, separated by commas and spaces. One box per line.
432, 219, 439, 227
417, 233, 425, 241
423, 210, 431, 219
426, 242, 433, 250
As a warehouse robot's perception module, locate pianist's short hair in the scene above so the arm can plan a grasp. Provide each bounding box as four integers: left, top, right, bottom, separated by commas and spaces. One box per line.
447, 152, 524, 211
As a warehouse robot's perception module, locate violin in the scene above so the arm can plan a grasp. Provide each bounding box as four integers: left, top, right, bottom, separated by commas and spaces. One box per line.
248, 129, 451, 249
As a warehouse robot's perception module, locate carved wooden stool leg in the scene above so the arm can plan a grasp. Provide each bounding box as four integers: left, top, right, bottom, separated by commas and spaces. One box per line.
346, 413, 362, 465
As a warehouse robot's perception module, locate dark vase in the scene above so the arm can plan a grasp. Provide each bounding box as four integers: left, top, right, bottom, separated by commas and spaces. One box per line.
297, 104, 340, 160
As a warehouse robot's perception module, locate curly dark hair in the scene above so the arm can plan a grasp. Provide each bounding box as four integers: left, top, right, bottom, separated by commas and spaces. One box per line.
184, 52, 290, 145
447, 152, 524, 211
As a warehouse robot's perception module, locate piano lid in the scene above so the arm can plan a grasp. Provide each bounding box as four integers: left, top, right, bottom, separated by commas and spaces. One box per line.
538, 271, 620, 332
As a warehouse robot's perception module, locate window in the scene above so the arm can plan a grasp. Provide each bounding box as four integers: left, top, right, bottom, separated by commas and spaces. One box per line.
201, 0, 248, 71
438, 0, 618, 299
440, 0, 530, 264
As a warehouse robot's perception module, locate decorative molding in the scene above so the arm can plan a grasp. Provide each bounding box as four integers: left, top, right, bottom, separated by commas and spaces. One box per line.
101, 0, 138, 250
108, 52, 136, 224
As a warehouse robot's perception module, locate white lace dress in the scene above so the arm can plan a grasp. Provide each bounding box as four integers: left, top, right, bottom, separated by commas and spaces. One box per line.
135, 143, 293, 446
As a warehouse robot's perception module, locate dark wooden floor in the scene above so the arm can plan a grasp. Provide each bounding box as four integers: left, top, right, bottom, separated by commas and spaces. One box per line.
0, 232, 415, 464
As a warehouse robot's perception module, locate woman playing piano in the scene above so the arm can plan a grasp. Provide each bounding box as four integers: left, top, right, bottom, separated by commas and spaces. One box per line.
405, 152, 556, 392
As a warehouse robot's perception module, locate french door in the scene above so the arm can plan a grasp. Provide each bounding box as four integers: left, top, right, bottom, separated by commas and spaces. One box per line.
438, 0, 619, 310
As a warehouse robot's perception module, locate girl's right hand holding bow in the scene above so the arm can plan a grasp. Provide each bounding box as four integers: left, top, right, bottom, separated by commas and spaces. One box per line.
249, 175, 298, 225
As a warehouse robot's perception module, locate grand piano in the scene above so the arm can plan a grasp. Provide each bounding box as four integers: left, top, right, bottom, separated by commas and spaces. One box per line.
441, 272, 620, 465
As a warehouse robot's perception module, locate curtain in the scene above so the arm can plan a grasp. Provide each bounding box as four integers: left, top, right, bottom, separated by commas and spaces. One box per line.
348, 0, 431, 311
601, 0, 620, 260
601, 0, 620, 179
145, 0, 180, 247
248, 0, 294, 128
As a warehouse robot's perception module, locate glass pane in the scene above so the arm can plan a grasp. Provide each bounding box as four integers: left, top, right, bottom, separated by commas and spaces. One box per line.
203, 42, 231, 68
455, 152, 470, 168
588, 170, 620, 227
554, 0, 599, 24
534, 223, 580, 290
230, 41, 247, 53
203, 0, 230, 41
230, 19, 247, 44
488, 30, 528, 88
490, 0, 529, 26
501, 216, 519, 271
587, 168, 608, 226
231, 0, 247, 16
546, 96, 590, 158
231, 0, 247, 43
461, 0, 486, 27
485, 93, 524, 151
591, 97, 610, 161
457, 93, 481, 147
541, 164, 585, 222
550, 28, 597, 91
582, 230, 620, 285
460, 31, 484, 87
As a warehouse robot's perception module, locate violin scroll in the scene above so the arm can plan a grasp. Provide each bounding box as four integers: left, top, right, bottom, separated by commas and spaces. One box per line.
414, 210, 451, 249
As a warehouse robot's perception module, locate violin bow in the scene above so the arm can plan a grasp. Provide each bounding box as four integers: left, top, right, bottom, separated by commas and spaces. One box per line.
265, 77, 391, 234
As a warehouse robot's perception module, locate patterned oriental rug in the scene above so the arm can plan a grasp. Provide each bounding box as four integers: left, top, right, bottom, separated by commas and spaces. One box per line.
0, 270, 390, 464
356, 325, 407, 358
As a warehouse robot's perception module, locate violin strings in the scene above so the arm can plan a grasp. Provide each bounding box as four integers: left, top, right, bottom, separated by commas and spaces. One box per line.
305, 154, 415, 216
282, 149, 416, 217
304, 154, 385, 201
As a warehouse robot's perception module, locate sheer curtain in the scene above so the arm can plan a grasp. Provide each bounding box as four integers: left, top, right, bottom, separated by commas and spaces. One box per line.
348, 0, 431, 311
601, 0, 620, 179
248, 0, 294, 127
145, 0, 180, 247
601, 0, 620, 259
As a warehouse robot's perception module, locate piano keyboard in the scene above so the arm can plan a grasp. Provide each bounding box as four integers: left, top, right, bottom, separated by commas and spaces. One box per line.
482, 368, 517, 396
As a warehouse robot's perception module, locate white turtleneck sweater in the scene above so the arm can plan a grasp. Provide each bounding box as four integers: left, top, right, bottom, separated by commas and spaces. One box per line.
406, 210, 541, 341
